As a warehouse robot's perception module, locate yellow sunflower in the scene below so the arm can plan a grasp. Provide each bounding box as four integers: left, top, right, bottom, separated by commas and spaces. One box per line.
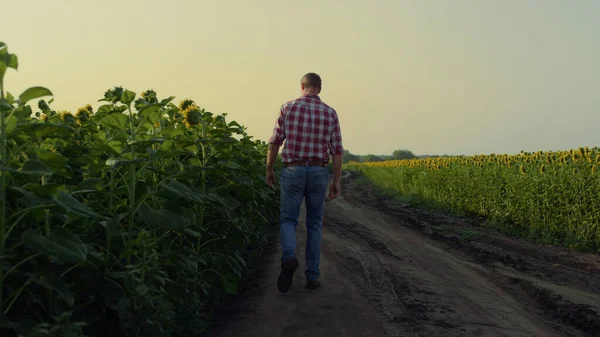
179, 99, 196, 112
182, 105, 202, 128
59, 110, 76, 124
76, 104, 92, 122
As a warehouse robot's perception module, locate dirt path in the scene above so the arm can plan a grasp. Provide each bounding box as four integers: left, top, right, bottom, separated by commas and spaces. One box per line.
206, 171, 600, 337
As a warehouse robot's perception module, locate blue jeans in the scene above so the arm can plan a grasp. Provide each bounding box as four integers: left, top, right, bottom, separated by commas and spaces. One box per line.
279, 165, 329, 281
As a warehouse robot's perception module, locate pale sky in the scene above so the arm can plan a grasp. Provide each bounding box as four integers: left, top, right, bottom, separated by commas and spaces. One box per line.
2, 0, 599, 156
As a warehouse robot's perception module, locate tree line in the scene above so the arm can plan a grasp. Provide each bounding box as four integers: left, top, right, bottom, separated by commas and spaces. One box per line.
342, 149, 453, 163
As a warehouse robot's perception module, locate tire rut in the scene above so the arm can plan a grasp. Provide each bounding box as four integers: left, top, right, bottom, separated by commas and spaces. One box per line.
324, 188, 593, 336
206, 171, 599, 337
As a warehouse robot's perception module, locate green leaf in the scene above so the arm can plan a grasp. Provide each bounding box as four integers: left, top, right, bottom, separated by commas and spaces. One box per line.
23, 228, 88, 264
54, 190, 100, 218
160, 180, 208, 203
0, 99, 12, 111
74, 178, 103, 192
138, 203, 187, 229
7, 53, 18, 70
5, 115, 17, 135
183, 228, 202, 238
107, 140, 125, 154
178, 258, 198, 274
100, 219, 121, 236
161, 128, 184, 139
105, 157, 146, 169
35, 149, 68, 169
12, 105, 32, 120
121, 89, 136, 105
19, 87, 53, 106
99, 113, 128, 131
22, 182, 65, 197
21, 123, 75, 139
34, 274, 75, 307
127, 138, 164, 147
227, 257, 242, 277
234, 251, 247, 268
0, 159, 54, 176
138, 104, 162, 123
160, 96, 175, 105
11, 186, 45, 207
97, 104, 113, 114
135, 284, 150, 296
222, 272, 238, 295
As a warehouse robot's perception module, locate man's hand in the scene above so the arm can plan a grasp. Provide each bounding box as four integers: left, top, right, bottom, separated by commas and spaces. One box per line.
266, 168, 276, 189
327, 153, 343, 200
266, 143, 280, 189
328, 180, 341, 200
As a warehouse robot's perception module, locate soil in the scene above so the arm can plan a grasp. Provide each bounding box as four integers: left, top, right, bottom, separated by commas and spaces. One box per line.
204, 171, 600, 337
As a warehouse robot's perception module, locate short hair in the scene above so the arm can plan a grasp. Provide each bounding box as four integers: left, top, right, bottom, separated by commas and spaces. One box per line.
301, 73, 322, 89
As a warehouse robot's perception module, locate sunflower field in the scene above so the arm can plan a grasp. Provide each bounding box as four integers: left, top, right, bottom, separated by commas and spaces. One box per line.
345, 148, 600, 253
0, 42, 280, 336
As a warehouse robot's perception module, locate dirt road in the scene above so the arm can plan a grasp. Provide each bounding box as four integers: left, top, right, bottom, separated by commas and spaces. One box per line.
206, 171, 600, 337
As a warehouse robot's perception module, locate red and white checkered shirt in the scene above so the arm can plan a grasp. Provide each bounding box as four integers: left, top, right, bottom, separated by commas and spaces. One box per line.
269, 94, 343, 164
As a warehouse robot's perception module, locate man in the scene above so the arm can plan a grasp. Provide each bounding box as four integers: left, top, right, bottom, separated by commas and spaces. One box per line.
266, 72, 343, 293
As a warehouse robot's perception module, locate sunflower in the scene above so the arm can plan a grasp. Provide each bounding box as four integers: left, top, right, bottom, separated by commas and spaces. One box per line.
139, 89, 158, 105
183, 105, 202, 128
59, 110, 76, 124
179, 99, 196, 112
141, 89, 156, 100
76, 104, 92, 122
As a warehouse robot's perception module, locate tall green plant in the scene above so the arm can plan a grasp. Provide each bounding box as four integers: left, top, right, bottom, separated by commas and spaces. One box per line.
0, 42, 279, 337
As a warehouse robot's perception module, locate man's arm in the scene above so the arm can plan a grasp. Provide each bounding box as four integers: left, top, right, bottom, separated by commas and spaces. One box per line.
267, 143, 280, 170
266, 106, 285, 187
331, 153, 343, 183
329, 114, 344, 182
327, 113, 343, 200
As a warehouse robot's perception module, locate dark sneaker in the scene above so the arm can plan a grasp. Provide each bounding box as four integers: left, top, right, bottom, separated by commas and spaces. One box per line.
305, 279, 321, 289
277, 257, 299, 293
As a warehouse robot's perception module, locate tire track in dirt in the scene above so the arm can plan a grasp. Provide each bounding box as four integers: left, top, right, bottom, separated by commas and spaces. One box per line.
206, 171, 599, 337
323, 211, 575, 337
338, 171, 600, 336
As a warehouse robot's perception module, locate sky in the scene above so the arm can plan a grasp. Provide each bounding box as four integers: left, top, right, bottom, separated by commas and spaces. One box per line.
2, 0, 599, 156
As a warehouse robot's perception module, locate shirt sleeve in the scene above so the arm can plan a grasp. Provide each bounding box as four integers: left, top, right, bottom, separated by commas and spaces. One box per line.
268, 105, 286, 146
328, 112, 343, 155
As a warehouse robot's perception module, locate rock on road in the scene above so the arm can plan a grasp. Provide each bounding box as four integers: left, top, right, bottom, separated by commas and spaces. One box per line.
206, 171, 600, 337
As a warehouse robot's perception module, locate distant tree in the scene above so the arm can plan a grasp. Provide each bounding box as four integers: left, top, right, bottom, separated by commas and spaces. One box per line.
391, 149, 416, 160
342, 149, 360, 163
361, 154, 384, 162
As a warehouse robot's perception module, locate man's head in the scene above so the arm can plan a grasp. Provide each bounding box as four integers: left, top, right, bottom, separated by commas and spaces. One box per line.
301, 72, 322, 95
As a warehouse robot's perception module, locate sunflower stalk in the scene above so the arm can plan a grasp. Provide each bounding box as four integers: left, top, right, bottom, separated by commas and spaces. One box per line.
127, 101, 136, 265
0, 71, 6, 307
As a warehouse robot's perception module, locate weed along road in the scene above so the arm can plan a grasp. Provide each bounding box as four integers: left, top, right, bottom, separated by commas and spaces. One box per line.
207, 171, 600, 337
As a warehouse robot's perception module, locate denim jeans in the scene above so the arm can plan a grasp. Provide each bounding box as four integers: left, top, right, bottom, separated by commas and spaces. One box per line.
279, 164, 329, 281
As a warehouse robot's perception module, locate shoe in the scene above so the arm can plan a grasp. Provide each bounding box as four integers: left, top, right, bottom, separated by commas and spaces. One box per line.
305, 279, 321, 289
277, 257, 299, 293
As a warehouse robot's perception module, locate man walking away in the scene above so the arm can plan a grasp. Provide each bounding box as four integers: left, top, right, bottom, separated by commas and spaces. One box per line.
266, 72, 344, 293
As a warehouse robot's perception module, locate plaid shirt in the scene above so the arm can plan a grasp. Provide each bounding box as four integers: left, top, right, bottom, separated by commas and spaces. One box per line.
269, 94, 343, 164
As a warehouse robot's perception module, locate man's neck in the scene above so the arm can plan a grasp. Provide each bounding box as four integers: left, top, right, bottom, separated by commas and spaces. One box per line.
302, 91, 320, 97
